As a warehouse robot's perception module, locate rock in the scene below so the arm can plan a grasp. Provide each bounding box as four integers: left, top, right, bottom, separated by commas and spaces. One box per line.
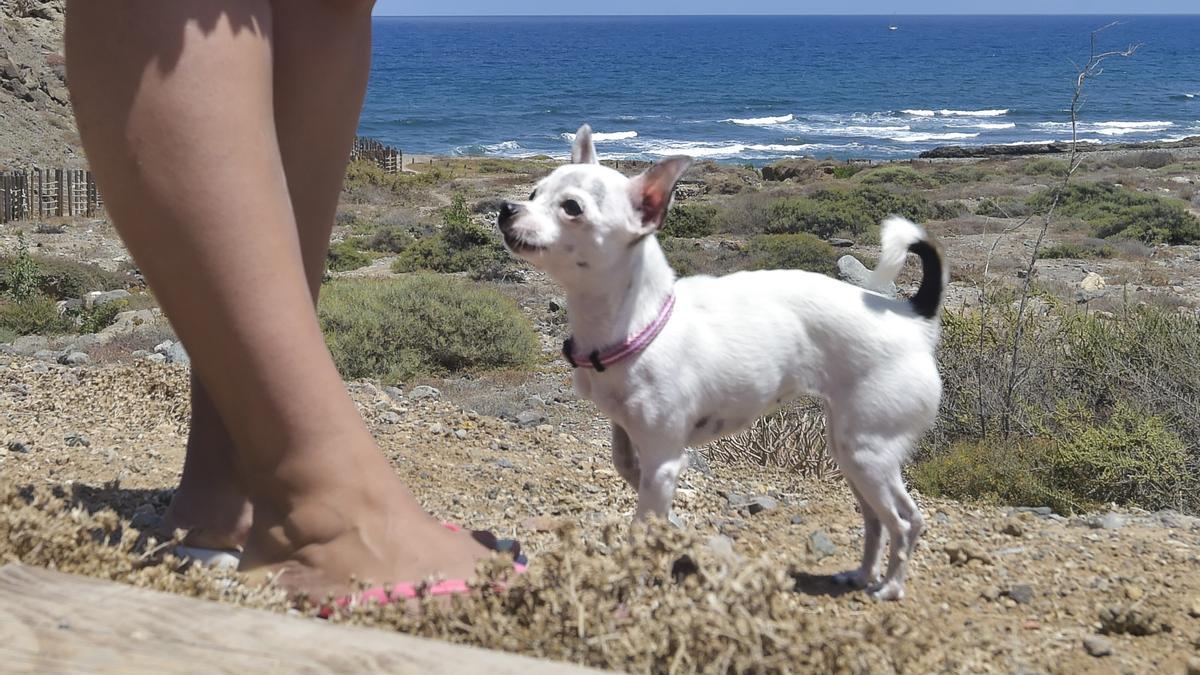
428, 423, 445, 435
6, 383, 31, 397
523, 395, 545, 408
807, 530, 837, 560
7, 440, 32, 454
1082, 636, 1113, 657
790, 514, 805, 525
1087, 512, 1126, 530
745, 496, 778, 516
100, 309, 162, 337
1188, 598, 1200, 618
64, 433, 90, 448
837, 255, 896, 296
535, 424, 554, 433
1098, 604, 1172, 636
1013, 506, 1053, 517
85, 289, 131, 309
1080, 271, 1106, 292
58, 351, 89, 366
379, 411, 402, 425
1187, 658, 1200, 675
520, 516, 562, 532
1006, 584, 1035, 605
761, 159, 814, 182
33, 349, 59, 363
945, 541, 993, 566
494, 458, 516, 470
827, 238, 855, 248
981, 587, 1002, 601
920, 142, 1069, 159
153, 340, 173, 354
165, 341, 189, 364
409, 385, 439, 400
934, 511, 951, 525
515, 410, 547, 427
144, 353, 166, 364
1001, 519, 1025, 537
383, 386, 405, 401
1123, 584, 1144, 601
67, 334, 102, 352
683, 447, 712, 476
11, 335, 49, 355
131, 350, 150, 358
454, 429, 468, 440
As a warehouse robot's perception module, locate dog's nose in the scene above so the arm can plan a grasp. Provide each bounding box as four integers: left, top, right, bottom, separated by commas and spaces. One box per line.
497, 201, 522, 232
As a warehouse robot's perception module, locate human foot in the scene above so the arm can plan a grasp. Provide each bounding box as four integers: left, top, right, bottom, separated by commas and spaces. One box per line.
164, 481, 253, 552
238, 465, 512, 600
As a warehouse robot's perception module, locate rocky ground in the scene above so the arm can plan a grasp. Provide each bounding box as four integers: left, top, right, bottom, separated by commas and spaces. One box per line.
3, 357, 1200, 673
0, 1, 81, 168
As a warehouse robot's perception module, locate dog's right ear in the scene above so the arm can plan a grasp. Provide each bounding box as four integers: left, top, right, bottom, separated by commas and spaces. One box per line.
571, 124, 599, 165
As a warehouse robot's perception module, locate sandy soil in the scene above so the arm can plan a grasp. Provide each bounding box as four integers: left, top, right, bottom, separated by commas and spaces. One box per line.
3, 358, 1199, 674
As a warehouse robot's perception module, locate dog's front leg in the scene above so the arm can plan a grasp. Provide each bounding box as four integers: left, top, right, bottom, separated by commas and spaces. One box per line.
630, 435, 687, 521
610, 423, 641, 490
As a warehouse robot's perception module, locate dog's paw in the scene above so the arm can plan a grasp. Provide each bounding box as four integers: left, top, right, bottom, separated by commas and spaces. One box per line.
866, 580, 906, 602
832, 569, 876, 589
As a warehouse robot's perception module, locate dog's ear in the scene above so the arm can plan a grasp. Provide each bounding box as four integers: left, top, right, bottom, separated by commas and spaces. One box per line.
571, 124, 599, 165
629, 156, 693, 233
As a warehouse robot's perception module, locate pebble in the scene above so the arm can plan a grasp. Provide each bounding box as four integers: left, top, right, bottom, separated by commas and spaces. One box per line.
379, 411, 402, 425
808, 530, 837, 560
515, 410, 546, 427
383, 386, 404, 401
1001, 519, 1025, 537
454, 429, 468, 440
1123, 584, 1144, 601
145, 353, 166, 364
494, 458, 516, 470
791, 514, 805, 525
1088, 512, 1126, 530
165, 341, 189, 364
945, 541, 993, 566
1082, 636, 1113, 657
409, 385, 440, 400
428, 423, 445, 435
64, 433, 90, 448
1187, 657, 1200, 675
1007, 584, 1034, 605
7, 440, 31, 454
934, 511, 951, 525
1188, 598, 1200, 618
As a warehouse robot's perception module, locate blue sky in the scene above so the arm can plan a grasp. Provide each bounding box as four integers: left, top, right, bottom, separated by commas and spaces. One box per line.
373, 1, 1196, 15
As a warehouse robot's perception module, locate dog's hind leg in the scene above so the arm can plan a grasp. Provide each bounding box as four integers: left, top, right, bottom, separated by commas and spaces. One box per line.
827, 407, 884, 588
611, 423, 641, 491
837, 440, 924, 601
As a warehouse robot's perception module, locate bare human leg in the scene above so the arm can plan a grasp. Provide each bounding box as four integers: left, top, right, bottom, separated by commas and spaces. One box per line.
66, 0, 493, 598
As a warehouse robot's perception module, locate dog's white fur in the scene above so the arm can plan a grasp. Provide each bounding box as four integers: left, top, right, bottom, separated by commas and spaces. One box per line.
498, 125, 948, 601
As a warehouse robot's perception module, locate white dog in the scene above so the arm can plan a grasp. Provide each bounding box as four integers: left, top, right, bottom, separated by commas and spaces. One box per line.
498, 125, 948, 601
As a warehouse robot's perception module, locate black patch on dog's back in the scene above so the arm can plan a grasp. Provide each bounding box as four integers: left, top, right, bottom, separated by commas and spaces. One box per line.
908, 240, 945, 319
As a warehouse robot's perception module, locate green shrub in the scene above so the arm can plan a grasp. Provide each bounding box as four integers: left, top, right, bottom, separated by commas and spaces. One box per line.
1045, 403, 1189, 510
0, 295, 73, 336
1029, 182, 1200, 244
910, 438, 1078, 515
859, 165, 938, 189
319, 275, 538, 382
326, 239, 373, 273
344, 160, 443, 193
747, 233, 838, 276
1112, 151, 1175, 170
766, 196, 867, 239
391, 195, 514, 280
0, 253, 128, 301
363, 226, 415, 254
662, 203, 719, 238
1039, 241, 1116, 259
74, 299, 128, 334
974, 197, 1032, 218
2, 234, 40, 301
1021, 158, 1068, 177
830, 164, 866, 179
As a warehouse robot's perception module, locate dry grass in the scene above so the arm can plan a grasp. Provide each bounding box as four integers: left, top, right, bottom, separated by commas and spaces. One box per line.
705, 401, 839, 479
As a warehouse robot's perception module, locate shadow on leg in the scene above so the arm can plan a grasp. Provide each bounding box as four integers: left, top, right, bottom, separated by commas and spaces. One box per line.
611, 423, 641, 491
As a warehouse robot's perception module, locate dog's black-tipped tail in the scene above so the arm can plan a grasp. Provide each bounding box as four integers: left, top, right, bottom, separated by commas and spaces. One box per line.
869, 217, 947, 319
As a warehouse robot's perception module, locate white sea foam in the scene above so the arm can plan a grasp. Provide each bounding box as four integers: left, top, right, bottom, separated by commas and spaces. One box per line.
949, 122, 1017, 130
560, 130, 639, 142
889, 132, 980, 143
900, 108, 1008, 118
725, 114, 796, 126
482, 140, 523, 153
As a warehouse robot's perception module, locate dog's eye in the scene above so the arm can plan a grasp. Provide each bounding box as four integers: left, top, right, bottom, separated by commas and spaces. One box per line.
561, 199, 583, 217
529, 189, 537, 200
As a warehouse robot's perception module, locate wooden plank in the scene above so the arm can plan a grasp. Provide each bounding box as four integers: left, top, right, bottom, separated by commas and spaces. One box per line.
0, 564, 609, 675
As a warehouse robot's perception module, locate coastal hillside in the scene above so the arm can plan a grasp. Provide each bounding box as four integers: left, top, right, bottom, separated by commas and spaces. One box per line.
0, 1, 80, 168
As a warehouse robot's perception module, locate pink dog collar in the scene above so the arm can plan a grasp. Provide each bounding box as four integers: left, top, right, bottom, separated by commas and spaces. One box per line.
563, 293, 676, 372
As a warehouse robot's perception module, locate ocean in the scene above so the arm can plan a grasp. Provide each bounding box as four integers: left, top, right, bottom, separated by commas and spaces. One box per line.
359, 15, 1200, 163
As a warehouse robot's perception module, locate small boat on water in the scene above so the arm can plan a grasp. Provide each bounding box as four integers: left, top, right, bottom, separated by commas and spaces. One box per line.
888, 24, 899, 31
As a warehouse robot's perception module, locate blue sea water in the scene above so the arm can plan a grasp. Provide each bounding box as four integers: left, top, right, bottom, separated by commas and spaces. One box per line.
360, 15, 1200, 163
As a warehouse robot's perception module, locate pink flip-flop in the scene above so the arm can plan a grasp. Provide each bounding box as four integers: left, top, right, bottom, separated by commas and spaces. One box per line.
317, 522, 526, 617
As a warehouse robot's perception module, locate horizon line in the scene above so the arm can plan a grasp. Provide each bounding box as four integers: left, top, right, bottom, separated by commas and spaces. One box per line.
372, 12, 1200, 17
